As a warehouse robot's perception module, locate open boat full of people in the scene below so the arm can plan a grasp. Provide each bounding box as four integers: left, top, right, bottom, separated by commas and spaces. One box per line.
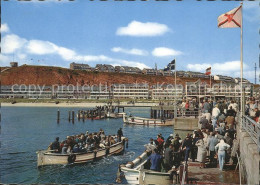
36, 129, 128, 167
123, 114, 173, 126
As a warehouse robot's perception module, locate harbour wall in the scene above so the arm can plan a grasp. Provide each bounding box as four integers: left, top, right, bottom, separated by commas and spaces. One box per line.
237, 124, 260, 185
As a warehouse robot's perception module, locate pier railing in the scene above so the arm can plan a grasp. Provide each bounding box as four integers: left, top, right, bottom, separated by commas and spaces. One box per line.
239, 113, 260, 153
177, 109, 200, 118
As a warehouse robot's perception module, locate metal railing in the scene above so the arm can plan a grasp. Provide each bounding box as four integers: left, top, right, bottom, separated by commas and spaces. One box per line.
177, 109, 200, 118
239, 112, 260, 153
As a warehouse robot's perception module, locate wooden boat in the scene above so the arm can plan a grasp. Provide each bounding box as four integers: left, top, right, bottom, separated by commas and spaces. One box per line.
123, 114, 173, 126
106, 112, 126, 118
119, 150, 174, 184
36, 137, 127, 167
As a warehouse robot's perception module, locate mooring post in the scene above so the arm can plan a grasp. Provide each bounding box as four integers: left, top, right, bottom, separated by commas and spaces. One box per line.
72, 110, 75, 123
68, 111, 71, 122
82, 111, 85, 122
57, 108, 60, 123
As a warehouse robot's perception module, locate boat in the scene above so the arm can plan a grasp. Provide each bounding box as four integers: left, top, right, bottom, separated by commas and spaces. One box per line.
119, 147, 176, 184
36, 136, 128, 167
106, 112, 126, 118
123, 114, 173, 126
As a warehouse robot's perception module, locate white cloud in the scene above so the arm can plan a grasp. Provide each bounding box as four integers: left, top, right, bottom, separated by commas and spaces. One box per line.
2, 34, 27, 54
186, 61, 252, 77
0, 54, 12, 66
116, 60, 150, 69
17, 53, 27, 60
56, 47, 76, 60
186, 61, 260, 82
1, 33, 150, 70
116, 21, 170, 37
27, 40, 57, 55
111, 47, 148, 56
1, 23, 10, 33
152, 47, 183, 57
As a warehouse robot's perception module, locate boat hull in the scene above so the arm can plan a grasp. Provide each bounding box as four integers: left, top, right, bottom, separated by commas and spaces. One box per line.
123, 114, 173, 126
37, 139, 125, 167
120, 151, 172, 185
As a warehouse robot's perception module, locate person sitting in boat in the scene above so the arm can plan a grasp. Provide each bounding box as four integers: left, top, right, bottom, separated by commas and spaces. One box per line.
50, 137, 61, 153
145, 138, 157, 152
86, 134, 95, 145
78, 143, 86, 153
100, 130, 106, 140
117, 128, 123, 142
110, 137, 116, 145
72, 144, 80, 153
147, 148, 164, 172
61, 143, 68, 154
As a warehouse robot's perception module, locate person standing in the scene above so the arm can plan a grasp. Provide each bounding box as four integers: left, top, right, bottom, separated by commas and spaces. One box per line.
182, 134, 193, 163
215, 139, 230, 171
212, 105, 220, 131
199, 115, 209, 129
195, 135, 207, 168
147, 149, 163, 172
207, 132, 218, 165
164, 144, 174, 171
117, 128, 123, 142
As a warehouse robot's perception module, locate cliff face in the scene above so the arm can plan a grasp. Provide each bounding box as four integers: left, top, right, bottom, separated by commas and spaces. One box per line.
1, 65, 211, 86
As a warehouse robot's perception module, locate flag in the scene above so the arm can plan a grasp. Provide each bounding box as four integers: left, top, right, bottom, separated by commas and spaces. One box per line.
163, 66, 169, 71
163, 59, 175, 71
218, 5, 242, 28
205, 67, 211, 75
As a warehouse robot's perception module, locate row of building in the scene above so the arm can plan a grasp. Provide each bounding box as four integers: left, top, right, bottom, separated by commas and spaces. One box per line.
0, 82, 255, 100
70, 62, 251, 84
6, 62, 251, 85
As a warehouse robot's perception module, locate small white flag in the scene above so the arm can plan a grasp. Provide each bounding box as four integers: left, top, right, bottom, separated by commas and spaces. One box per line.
218, 6, 242, 28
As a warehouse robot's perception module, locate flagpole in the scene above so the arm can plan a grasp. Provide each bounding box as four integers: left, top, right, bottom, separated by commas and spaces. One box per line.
174, 58, 177, 118
240, 3, 243, 115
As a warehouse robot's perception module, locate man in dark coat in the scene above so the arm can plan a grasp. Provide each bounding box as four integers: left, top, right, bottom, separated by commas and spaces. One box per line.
117, 128, 123, 142
164, 144, 174, 171
51, 137, 60, 153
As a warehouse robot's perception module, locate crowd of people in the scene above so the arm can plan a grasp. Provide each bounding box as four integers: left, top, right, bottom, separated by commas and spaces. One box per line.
146, 130, 237, 173
48, 128, 124, 154
145, 97, 260, 173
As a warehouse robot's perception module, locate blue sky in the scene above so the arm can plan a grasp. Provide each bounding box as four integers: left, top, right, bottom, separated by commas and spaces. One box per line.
1, 0, 259, 83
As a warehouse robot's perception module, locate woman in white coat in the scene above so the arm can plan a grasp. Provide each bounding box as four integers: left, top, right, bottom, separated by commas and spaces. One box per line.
196, 135, 207, 168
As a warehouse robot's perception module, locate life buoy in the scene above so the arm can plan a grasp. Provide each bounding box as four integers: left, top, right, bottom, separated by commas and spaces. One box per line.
68, 154, 76, 164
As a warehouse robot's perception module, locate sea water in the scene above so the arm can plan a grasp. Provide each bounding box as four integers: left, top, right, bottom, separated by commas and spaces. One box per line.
0, 106, 188, 184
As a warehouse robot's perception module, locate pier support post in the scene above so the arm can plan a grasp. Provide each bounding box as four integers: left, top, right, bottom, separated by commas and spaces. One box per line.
68, 111, 71, 122
72, 110, 75, 123
57, 108, 60, 123
83, 111, 85, 122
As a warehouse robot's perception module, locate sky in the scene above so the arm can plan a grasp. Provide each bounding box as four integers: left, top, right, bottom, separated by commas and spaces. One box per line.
1, 0, 259, 83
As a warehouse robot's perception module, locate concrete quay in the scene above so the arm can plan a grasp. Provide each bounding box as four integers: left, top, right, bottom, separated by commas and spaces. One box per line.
187, 162, 241, 184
